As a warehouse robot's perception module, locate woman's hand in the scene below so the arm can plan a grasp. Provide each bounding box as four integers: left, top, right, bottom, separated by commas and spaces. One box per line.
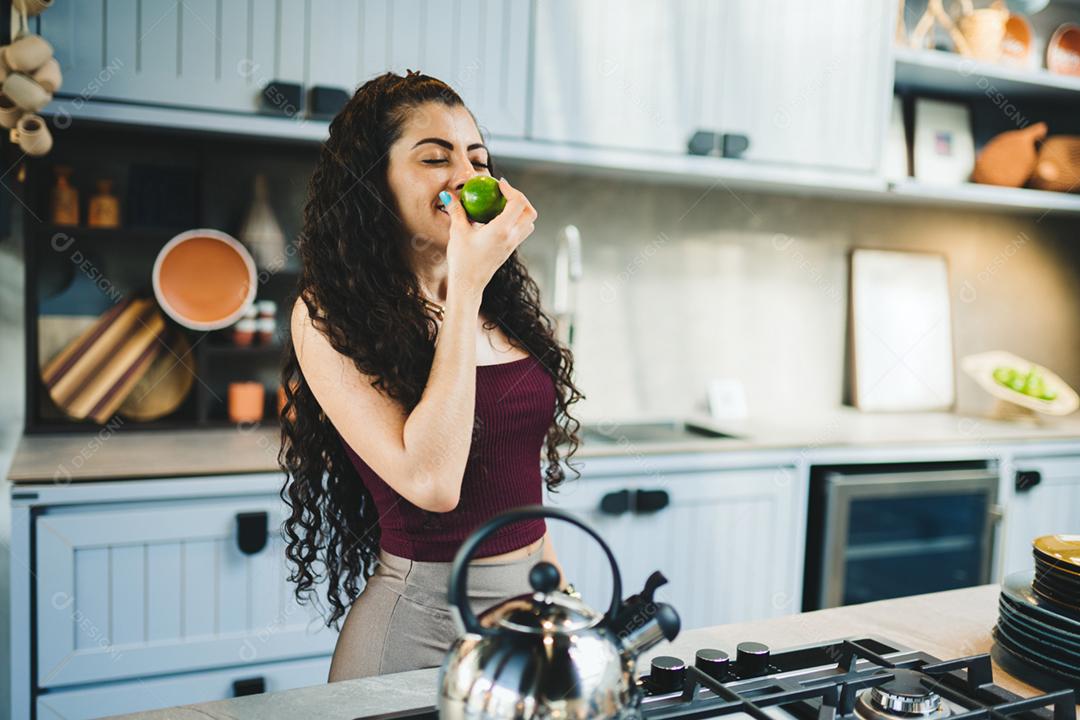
441, 177, 537, 300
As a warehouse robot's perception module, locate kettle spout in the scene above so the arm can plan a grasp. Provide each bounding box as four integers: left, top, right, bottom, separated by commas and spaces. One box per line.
618, 602, 680, 658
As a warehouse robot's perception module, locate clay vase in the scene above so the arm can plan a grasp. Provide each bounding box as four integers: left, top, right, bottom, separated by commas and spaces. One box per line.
238, 174, 285, 270
1030, 136, 1080, 193
971, 121, 1047, 187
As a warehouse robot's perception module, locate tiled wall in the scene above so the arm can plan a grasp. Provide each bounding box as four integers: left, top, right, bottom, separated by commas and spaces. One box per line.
511, 169, 1080, 423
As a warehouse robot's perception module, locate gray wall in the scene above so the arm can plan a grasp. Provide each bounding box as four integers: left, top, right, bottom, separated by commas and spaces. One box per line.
511, 169, 1080, 423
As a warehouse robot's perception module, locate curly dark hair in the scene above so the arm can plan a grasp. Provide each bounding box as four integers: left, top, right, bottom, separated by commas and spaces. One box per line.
278, 71, 584, 629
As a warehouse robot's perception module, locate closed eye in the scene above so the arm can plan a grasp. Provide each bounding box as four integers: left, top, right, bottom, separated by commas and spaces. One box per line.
423, 159, 490, 169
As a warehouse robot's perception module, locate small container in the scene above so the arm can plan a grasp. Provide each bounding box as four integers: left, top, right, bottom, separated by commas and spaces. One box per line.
228, 382, 265, 424
256, 316, 275, 345
233, 318, 256, 347
241, 303, 258, 320
256, 299, 277, 319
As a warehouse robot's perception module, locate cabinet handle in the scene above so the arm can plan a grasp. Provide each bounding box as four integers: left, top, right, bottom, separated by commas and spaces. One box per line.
1015, 470, 1042, 493
599, 489, 631, 516
236, 511, 268, 554
232, 675, 266, 697
634, 489, 670, 514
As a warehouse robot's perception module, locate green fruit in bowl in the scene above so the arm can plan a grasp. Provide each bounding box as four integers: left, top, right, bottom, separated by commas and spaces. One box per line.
460, 176, 507, 223
992, 364, 1058, 401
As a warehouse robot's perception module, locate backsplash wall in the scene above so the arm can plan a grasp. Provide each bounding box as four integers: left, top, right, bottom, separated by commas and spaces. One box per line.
511, 169, 1080, 423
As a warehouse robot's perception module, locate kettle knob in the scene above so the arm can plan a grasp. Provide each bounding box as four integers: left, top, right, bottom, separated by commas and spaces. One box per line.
529, 561, 561, 593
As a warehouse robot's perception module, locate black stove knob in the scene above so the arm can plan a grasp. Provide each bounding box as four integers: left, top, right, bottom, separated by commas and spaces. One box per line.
695, 648, 730, 680
649, 655, 686, 693
735, 642, 770, 677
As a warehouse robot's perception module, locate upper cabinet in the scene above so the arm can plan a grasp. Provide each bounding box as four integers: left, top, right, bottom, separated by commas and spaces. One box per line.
39, 0, 530, 138
531, 0, 892, 172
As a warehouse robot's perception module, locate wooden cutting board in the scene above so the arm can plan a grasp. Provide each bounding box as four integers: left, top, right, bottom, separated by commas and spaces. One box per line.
41, 297, 168, 423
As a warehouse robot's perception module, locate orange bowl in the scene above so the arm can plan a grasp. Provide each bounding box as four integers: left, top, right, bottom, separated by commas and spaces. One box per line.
153, 229, 256, 330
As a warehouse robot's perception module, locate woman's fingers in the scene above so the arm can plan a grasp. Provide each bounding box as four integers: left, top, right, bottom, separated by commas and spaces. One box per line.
440, 190, 469, 228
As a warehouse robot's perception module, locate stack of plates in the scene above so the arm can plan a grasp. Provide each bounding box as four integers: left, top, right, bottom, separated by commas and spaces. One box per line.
993, 539, 1080, 690
1033, 535, 1080, 612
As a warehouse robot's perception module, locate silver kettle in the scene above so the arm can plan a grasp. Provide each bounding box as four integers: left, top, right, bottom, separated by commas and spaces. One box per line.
437, 506, 681, 719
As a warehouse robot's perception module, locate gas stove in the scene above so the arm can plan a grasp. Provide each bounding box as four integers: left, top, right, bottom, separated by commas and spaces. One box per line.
359, 636, 1077, 719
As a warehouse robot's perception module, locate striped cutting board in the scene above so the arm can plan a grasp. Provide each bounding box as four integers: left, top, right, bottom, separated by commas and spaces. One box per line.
41, 297, 168, 423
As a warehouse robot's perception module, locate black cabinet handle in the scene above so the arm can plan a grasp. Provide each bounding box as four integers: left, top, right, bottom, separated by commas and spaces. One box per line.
634, 489, 670, 514
599, 489, 631, 516
1015, 470, 1042, 493
236, 511, 268, 554
232, 676, 266, 697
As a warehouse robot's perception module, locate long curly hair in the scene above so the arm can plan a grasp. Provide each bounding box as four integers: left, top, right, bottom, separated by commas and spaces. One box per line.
278, 71, 584, 629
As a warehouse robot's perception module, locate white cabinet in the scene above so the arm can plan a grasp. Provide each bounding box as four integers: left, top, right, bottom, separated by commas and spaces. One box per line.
531, 0, 892, 171
39, 0, 530, 137
10, 475, 339, 720
544, 463, 804, 631
36, 494, 335, 688
37, 655, 330, 720
1002, 454, 1080, 575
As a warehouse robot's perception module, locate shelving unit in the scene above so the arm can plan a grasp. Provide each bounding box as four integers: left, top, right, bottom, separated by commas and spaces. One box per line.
893, 46, 1080, 101
20, 124, 309, 434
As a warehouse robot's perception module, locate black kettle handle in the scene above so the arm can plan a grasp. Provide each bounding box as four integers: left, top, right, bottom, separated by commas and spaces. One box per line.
447, 505, 623, 636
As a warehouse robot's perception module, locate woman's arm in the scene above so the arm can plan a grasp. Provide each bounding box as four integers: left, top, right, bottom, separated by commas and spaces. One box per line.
293, 178, 536, 515
293, 289, 480, 513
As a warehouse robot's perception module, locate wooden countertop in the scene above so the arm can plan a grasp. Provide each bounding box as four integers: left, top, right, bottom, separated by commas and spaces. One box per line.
8, 410, 1080, 483
109, 585, 1078, 720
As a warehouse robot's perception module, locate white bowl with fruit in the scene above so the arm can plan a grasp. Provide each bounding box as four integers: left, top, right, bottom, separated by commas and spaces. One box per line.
962, 351, 1079, 418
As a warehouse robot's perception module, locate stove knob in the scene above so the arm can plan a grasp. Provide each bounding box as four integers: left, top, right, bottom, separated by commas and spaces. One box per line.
735, 642, 770, 677
695, 648, 730, 680
649, 656, 686, 693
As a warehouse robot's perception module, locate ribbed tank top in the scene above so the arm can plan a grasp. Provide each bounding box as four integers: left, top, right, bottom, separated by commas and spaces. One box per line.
339, 355, 556, 561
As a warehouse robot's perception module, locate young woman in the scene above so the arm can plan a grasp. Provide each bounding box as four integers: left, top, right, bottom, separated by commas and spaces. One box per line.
278, 71, 584, 681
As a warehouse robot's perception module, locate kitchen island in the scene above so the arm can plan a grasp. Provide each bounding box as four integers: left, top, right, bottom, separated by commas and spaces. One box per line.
108, 584, 1077, 719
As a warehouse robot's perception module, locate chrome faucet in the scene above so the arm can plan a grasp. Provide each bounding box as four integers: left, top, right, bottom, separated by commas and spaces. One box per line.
551, 224, 582, 348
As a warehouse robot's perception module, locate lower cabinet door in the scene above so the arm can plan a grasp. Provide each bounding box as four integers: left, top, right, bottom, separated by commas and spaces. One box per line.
36, 655, 331, 720
36, 494, 337, 688
1004, 454, 1080, 575
544, 465, 803, 630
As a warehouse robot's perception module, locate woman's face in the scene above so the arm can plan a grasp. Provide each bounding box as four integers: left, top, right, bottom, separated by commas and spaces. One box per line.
386, 101, 492, 249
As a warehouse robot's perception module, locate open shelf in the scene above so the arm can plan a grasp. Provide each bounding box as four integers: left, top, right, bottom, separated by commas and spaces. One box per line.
893, 46, 1080, 102
887, 178, 1080, 215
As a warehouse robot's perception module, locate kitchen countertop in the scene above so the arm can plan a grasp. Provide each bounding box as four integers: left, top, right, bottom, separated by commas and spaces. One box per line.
108, 584, 1077, 719
7, 409, 1080, 483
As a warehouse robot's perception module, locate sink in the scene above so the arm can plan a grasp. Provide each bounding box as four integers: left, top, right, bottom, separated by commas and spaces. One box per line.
579, 419, 739, 445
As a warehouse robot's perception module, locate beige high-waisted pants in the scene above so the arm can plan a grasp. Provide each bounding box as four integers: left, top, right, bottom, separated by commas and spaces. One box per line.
328, 536, 545, 681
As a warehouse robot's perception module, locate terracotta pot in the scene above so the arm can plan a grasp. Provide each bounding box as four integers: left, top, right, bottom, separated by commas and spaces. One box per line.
1048, 23, 1080, 77
15, 113, 52, 156
971, 121, 1047, 187
1030, 136, 1080, 193
32, 57, 61, 93
0, 92, 20, 128
4, 34, 53, 72
14, 0, 56, 17
3, 71, 49, 112
228, 382, 265, 424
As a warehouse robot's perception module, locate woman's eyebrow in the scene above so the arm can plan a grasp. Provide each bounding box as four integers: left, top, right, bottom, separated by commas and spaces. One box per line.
411, 137, 487, 152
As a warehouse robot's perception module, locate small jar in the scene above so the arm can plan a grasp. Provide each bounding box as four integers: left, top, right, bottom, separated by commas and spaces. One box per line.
228, 382, 265, 424
256, 299, 277, 319
233, 318, 256, 347
256, 316, 275, 345
241, 303, 258, 320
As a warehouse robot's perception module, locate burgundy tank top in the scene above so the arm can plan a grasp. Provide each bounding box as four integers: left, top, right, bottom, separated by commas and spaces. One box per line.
339, 355, 556, 561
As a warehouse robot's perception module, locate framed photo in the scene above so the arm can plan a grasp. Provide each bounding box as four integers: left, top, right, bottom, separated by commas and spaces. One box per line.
913, 98, 974, 185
